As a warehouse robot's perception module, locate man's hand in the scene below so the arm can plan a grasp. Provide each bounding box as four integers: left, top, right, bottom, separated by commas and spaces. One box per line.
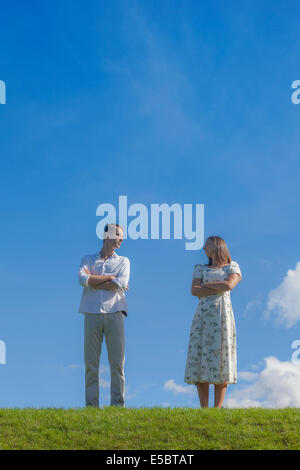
95, 281, 129, 291
97, 280, 119, 290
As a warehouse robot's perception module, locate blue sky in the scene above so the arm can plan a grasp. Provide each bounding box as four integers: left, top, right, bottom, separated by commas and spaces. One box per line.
1, 0, 300, 408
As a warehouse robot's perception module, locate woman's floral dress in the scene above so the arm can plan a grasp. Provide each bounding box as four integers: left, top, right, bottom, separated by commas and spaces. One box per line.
184, 261, 242, 385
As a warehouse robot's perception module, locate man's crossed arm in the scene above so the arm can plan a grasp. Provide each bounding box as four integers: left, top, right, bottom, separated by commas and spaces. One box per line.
78, 258, 130, 292
84, 268, 122, 291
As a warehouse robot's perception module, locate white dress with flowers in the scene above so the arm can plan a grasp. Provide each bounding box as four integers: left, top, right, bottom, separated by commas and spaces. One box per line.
184, 261, 242, 385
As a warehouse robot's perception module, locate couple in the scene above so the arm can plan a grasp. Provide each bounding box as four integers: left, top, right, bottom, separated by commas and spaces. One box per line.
78, 224, 242, 409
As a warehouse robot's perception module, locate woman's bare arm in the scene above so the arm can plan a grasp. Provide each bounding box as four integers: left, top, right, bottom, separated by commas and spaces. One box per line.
203, 273, 241, 293
191, 278, 220, 297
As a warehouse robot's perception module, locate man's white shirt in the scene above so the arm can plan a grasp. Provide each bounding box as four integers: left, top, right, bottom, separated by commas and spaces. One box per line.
78, 251, 130, 315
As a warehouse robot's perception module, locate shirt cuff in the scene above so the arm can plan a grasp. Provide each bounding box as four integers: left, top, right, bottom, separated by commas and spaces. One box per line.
82, 273, 91, 287
111, 278, 123, 290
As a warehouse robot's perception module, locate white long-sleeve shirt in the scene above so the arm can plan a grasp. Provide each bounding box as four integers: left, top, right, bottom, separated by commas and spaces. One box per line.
78, 251, 130, 316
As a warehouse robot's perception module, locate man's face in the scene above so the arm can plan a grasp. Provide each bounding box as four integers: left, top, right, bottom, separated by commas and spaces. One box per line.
106, 226, 124, 249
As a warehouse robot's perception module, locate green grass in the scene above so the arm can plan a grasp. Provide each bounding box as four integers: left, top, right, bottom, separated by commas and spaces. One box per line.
0, 407, 299, 450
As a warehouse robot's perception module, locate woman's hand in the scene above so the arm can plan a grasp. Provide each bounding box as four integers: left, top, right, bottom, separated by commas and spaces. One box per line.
203, 274, 241, 293
191, 278, 218, 297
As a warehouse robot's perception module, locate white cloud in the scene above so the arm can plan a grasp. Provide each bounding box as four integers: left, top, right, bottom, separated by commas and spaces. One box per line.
225, 356, 300, 408
238, 371, 259, 382
251, 360, 265, 371
265, 261, 300, 328
243, 299, 262, 317
163, 379, 195, 396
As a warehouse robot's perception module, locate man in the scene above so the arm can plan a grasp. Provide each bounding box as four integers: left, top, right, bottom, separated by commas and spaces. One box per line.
78, 223, 130, 407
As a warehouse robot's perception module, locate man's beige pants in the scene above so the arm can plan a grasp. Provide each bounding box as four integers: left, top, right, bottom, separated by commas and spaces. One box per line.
84, 312, 125, 407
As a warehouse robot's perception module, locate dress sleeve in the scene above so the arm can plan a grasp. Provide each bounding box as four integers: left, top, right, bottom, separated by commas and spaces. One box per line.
229, 261, 242, 280
192, 264, 204, 281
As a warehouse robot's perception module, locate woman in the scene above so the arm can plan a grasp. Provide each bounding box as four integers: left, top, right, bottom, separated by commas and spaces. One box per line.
184, 236, 242, 408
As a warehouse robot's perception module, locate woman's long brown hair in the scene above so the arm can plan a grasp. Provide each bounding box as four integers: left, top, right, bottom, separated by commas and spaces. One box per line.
205, 236, 232, 266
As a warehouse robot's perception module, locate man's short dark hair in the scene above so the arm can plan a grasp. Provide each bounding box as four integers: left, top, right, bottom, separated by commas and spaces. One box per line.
104, 223, 122, 232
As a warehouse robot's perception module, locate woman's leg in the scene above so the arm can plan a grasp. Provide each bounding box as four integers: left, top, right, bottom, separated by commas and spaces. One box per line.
196, 382, 209, 407
214, 382, 227, 408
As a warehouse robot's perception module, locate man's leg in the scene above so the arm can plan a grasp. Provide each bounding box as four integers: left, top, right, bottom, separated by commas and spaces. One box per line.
84, 314, 104, 407
104, 312, 125, 407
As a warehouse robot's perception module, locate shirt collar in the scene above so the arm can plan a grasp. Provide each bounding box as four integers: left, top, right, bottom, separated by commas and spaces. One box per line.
97, 251, 118, 260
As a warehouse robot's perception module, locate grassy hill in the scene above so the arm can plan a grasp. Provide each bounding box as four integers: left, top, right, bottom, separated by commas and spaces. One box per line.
0, 407, 299, 450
